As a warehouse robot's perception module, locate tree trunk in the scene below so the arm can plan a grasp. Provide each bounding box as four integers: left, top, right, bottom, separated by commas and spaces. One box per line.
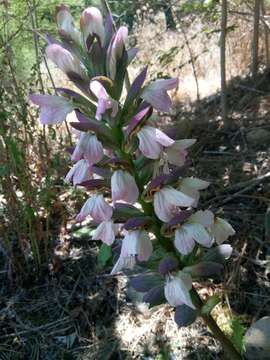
220, 0, 228, 123
261, 1, 269, 68
252, 0, 261, 79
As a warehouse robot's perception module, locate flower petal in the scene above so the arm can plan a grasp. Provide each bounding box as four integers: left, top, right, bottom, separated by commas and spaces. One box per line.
30, 94, 73, 125
181, 177, 210, 190
106, 26, 128, 80
56, 5, 81, 43
161, 186, 195, 208
141, 78, 178, 112
137, 127, 162, 159
154, 190, 176, 222
189, 210, 214, 228
110, 255, 136, 274
80, 7, 105, 46
164, 274, 195, 309
174, 227, 195, 255
111, 170, 139, 204
90, 80, 118, 120
46, 44, 87, 79
92, 220, 117, 245
76, 194, 112, 223
184, 223, 212, 247
165, 139, 196, 167
121, 230, 153, 261
64, 159, 92, 185
211, 217, 235, 244
71, 133, 104, 164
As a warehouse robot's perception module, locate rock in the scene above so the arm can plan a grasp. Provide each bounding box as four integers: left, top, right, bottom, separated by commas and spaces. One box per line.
244, 316, 270, 360
246, 128, 270, 146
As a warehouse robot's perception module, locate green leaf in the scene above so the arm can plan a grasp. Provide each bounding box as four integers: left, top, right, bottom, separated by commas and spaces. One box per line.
230, 317, 246, 354
201, 295, 220, 315
97, 243, 112, 268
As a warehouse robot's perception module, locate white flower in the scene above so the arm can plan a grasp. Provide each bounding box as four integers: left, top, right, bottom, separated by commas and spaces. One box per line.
110, 230, 153, 274
210, 217, 235, 244
178, 177, 210, 207
153, 186, 194, 222
164, 271, 195, 309
111, 170, 139, 204
92, 220, 118, 245
76, 194, 112, 223
65, 159, 92, 185
137, 126, 174, 159
71, 133, 104, 164
174, 210, 214, 255
165, 139, 196, 167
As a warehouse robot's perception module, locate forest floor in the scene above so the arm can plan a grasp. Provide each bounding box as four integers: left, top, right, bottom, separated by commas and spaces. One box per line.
1, 70, 270, 359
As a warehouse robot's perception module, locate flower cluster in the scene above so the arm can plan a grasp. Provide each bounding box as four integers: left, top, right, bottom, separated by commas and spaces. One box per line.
30, 5, 235, 327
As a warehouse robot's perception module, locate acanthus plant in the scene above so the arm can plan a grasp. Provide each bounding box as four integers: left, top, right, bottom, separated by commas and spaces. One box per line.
30, 5, 242, 359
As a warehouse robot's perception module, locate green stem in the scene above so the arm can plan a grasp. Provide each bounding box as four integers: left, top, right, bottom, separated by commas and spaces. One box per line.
192, 289, 243, 360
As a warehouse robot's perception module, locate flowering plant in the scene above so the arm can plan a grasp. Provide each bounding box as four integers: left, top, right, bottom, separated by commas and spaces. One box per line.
30, 5, 241, 359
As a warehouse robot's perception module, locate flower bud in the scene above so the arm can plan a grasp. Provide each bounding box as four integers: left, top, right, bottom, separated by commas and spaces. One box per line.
80, 7, 105, 47
107, 26, 128, 80
56, 5, 81, 43
158, 256, 179, 275
46, 44, 87, 79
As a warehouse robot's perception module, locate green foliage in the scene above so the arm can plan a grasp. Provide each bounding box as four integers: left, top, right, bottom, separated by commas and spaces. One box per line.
0, 0, 85, 80
230, 317, 246, 354
98, 243, 112, 268
201, 295, 220, 315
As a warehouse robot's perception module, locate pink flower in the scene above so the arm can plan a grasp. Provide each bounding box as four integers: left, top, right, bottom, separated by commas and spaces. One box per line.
111, 230, 153, 274
174, 210, 214, 255
164, 271, 195, 309
92, 220, 118, 245
153, 186, 194, 222
65, 159, 92, 185
56, 5, 81, 43
137, 126, 175, 159
46, 44, 87, 79
29, 94, 73, 125
80, 7, 105, 47
165, 139, 196, 167
111, 170, 139, 204
71, 133, 104, 164
76, 194, 112, 223
106, 26, 128, 80
141, 78, 179, 112
90, 80, 118, 120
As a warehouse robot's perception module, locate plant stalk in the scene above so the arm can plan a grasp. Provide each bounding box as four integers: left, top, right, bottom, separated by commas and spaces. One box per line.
192, 289, 243, 360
